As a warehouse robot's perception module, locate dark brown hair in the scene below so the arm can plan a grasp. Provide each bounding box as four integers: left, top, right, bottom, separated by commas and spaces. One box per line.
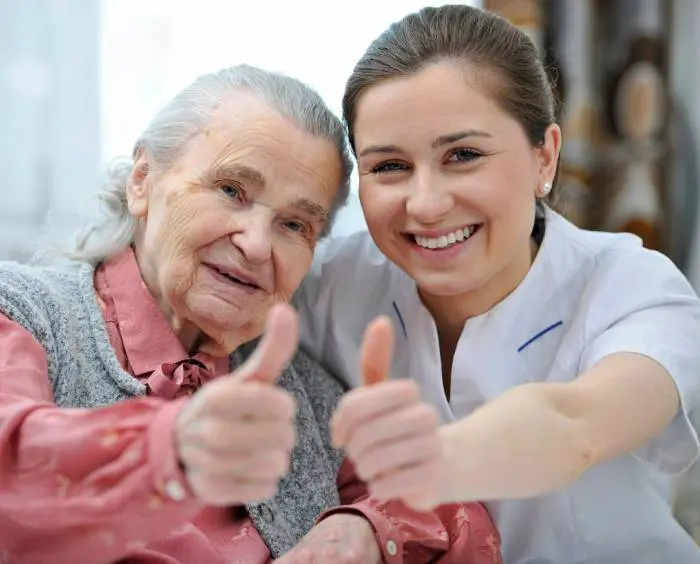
342, 4, 559, 204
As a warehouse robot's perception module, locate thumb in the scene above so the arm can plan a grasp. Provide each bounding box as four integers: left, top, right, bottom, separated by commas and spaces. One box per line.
235, 302, 299, 385
360, 316, 395, 386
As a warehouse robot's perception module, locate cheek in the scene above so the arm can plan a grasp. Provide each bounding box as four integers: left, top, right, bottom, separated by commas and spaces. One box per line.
358, 181, 395, 229
149, 198, 233, 303
477, 168, 537, 244
476, 162, 536, 217
153, 196, 233, 261
273, 246, 314, 300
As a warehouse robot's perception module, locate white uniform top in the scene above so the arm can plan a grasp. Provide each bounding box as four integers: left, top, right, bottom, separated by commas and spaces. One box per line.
294, 208, 700, 564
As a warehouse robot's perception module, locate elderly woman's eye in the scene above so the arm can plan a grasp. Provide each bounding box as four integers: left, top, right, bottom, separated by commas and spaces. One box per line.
285, 221, 305, 233
220, 184, 242, 200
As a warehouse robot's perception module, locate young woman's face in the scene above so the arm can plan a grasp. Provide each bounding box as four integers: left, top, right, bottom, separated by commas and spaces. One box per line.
354, 62, 560, 314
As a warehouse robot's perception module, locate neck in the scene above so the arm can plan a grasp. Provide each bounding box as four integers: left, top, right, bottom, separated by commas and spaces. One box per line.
420, 238, 539, 344
171, 319, 205, 355
131, 240, 210, 356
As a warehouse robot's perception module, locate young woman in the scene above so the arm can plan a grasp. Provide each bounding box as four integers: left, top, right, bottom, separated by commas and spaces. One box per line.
295, 5, 700, 563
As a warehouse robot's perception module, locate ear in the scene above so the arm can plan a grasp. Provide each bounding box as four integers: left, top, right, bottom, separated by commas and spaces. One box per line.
126, 149, 151, 219
535, 123, 561, 196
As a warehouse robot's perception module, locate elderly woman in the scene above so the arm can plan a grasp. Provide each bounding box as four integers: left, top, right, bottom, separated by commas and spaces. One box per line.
0, 65, 501, 564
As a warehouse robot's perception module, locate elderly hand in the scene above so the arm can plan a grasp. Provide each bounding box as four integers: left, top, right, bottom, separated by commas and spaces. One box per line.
276, 513, 381, 564
332, 317, 443, 511
175, 303, 299, 505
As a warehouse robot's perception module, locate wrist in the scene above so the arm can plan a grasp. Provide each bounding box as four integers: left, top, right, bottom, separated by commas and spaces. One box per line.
438, 423, 468, 504
321, 511, 382, 562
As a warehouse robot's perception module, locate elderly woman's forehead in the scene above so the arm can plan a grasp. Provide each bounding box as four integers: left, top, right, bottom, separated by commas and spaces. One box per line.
207, 94, 293, 134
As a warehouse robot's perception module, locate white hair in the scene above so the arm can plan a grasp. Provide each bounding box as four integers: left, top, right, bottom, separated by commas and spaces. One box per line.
68, 65, 353, 264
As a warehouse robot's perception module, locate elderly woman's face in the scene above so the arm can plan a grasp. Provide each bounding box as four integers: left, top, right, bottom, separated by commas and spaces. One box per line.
127, 94, 342, 353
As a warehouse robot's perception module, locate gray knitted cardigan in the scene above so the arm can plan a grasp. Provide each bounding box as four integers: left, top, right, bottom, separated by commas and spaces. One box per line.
0, 259, 346, 558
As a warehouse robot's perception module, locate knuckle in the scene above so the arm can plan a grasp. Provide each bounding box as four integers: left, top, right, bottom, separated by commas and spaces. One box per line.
354, 460, 371, 482
399, 380, 422, 400
418, 405, 439, 428
259, 482, 278, 499
271, 451, 291, 476
197, 419, 227, 449
344, 549, 363, 563
359, 460, 378, 482
417, 436, 437, 456
344, 439, 361, 461
278, 392, 297, 419
179, 445, 208, 473
240, 381, 266, 401
187, 472, 211, 502
283, 426, 297, 452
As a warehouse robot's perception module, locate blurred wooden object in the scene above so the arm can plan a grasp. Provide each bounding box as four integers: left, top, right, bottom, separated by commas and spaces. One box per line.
484, 0, 545, 50
599, 0, 667, 251
487, 0, 672, 255
547, 0, 600, 228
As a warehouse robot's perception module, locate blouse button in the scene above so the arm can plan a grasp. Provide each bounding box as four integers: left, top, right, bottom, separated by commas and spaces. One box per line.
165, 479, 186, 501
386, 539, 397, 556
259, 504, 275, 523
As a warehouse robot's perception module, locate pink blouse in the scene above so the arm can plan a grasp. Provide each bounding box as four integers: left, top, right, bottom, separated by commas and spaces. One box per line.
0, 249, 502, 563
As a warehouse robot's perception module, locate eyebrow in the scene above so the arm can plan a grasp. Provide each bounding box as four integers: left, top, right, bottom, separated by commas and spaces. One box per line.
431, 129, 492, 148
207, 162, 328, 223
292, 197, 329, 223
209, 163, 266, 188
358, 129, 493, 157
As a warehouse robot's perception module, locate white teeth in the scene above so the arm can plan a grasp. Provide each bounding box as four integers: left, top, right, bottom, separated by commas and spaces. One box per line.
414, 226, 478, 250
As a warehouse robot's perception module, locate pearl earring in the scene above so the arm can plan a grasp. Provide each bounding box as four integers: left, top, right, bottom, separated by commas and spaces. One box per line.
540, 182, 552, 196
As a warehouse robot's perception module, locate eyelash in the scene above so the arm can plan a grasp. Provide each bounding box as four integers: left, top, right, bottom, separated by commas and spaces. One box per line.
368, 147, 484, 174
220, 184, 311, 235
283, 220, 309, 234
220, 183, 244, 201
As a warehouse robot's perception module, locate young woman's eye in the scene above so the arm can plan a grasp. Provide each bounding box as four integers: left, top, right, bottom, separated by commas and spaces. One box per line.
369, 161, 409, 174
447, 148, 483, 163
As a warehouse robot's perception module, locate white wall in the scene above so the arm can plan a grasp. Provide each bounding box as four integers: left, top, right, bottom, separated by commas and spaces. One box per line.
0, 0, 101, 259
100, 0, 480, 237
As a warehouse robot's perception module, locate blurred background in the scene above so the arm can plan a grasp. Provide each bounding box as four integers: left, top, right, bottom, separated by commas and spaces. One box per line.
1, 0, 700, 541
1, 0, 699, 270
0, 0, 483, 262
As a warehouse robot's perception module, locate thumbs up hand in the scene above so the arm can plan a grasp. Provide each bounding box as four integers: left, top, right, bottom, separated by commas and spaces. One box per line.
331, 317, 442, 511
175, 303, 299, 505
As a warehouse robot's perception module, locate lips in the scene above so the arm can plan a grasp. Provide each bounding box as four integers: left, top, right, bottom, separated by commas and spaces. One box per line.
403, 224, 483, 251
203, 263, 264, 291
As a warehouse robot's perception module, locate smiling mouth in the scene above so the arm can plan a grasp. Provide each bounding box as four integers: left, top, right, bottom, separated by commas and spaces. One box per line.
207, 265, 262, 290
406, 224, 482, 250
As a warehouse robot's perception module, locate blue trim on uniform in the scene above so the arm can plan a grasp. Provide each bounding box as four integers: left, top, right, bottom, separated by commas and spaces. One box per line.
517, 320, 563, 352
392, 301, 408, 338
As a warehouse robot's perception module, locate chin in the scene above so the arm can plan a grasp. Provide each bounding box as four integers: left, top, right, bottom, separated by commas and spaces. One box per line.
413, 272, 479, 297
183, 299, 255, 339
199, 308, 257, 334
407, 269, 483, 296
197, 316, 263, 354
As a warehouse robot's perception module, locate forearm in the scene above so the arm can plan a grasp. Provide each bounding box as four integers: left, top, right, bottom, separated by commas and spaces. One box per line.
0, 396, 201, 562
329, 458, 502, 564
438, 382, 595, 503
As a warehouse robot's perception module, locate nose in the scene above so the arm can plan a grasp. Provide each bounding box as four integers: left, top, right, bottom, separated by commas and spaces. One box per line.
404, 171, 453, 224
229, 211, 273, 265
